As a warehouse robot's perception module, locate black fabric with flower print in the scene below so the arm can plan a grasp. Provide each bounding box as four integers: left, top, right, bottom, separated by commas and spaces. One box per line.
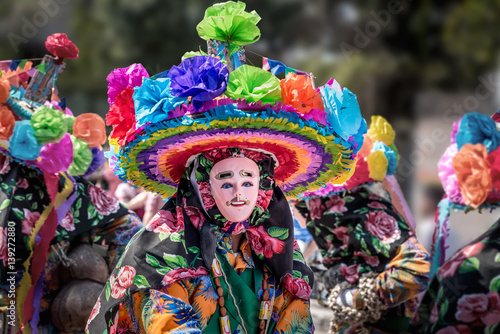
295, 187, 413, 288
0, 153, 130, 283
411, 218, 500, 333
86, 147, 314, 334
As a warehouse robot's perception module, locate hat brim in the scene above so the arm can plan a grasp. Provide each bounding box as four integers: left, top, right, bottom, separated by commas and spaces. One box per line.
112, 105, 356, 200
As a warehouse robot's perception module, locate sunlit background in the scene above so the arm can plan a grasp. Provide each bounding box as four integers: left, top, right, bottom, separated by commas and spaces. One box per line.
2, 1, 500, 330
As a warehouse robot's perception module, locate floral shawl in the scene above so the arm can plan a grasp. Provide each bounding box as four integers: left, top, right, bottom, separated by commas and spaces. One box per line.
411, 218, 500, 333
86, 148, 314, 333
0, 152, 134, 331
294, 187, 412, 288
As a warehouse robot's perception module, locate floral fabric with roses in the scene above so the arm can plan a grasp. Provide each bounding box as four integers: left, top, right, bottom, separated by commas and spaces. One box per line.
411, 218, 500, 333
0, 152, 133, 281
0, 153, 141, 330
294, 187, 430, 332
86, 148, 314, 334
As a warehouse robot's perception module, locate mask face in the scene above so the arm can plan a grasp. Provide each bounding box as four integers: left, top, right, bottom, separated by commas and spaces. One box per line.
209, 157, 260, 222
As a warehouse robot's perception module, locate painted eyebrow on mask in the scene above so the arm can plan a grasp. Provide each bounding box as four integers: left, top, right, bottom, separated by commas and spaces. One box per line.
215, 171, 234, 180
239, 170, 255, 178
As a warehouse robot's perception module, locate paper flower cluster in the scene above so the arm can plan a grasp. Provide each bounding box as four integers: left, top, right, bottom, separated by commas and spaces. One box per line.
439, 112, 500, 209
104, 1, 364, 199
1, 95, 106, 176
106, 56, 365, 150
303, 115, 399, 198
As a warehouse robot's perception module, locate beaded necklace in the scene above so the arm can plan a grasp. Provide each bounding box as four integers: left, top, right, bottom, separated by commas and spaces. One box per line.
211, 257, 274, 334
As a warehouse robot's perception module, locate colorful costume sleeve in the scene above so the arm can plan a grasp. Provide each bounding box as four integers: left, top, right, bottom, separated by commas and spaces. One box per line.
374, 236, 430, 308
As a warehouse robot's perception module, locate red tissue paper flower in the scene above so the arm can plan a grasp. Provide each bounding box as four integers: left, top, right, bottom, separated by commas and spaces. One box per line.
45, 33, 79, 59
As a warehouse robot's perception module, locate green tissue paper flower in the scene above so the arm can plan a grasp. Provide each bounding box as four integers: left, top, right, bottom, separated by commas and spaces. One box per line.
225, 65, 281, 104
30, 106, 67, 144
196, 1, 261, 45
68, 135, 92, 176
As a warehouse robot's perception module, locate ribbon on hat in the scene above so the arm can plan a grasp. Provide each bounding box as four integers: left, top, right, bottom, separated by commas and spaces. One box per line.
429, 196, 451, 278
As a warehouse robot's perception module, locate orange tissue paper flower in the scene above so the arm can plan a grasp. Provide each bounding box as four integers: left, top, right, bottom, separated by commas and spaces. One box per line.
73, 113, 107, 148
0, 106, 15, 140
280, 73, 324, 114
453, 143, 492, 208
0, 79, 10, 104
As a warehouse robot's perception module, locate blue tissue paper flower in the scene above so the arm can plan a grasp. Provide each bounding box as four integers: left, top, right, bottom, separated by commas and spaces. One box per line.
9, 120, 41, 160
319, 82, 363, 141
134, 77, 188, 127
373, 141, 397, 175
456, 111, 500, 153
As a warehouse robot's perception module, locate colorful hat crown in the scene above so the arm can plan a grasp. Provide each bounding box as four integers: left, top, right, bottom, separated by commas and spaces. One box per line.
303, 115, 400, 198
431, 111, 500, 276
438, 111, 500, 209
0, 33, 107, 176
106, 1, 366, 200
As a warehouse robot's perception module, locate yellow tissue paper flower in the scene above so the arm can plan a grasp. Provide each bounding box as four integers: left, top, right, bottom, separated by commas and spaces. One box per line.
367, 150, 388, 181
367, 115, 395, 146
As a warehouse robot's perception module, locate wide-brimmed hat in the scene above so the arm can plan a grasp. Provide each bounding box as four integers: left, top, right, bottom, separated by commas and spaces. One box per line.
106, 1, 365, 200
0, 33, 107, 177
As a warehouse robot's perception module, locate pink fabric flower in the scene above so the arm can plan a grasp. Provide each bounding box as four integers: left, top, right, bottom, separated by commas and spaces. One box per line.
247, 225, 285, 258
15, 177, 29, 189
59, 211, 75, 232
85, 298, 101, 332
325, 195, 347, 214
89, 185, 120, 216
281, 274, 312, 300
354, 251, 380, 267
256, 189, 273, 210
183, 199, 205, 229
0, 228, 7, 266
332, 226, 349, 247
308, 198, 325, 220
367, 201, 387, 209
146, 209, 183, 234
0, 154, 10, 174
21, 209, 41, 236
439, 242, 484, 278
161, 267, 209, 286
430, 303, 439, 323
198, 181, 216, 209
365, 211, 401, 244
456, 292, 500, 325
117, 265, 136, 289
202, 148, 233, 164
222, 221, 247, 235
109, 275, 126, 299
341, 264, 360, 284
436, 326, 464, 334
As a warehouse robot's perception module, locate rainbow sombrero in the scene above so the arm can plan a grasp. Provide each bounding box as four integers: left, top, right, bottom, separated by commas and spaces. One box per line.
106, 1, 365, 200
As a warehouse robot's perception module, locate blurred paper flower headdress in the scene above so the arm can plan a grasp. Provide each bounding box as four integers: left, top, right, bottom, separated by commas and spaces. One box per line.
302, 115, 416, 230
106, 1, 366, 200
430, 111, 500, 275
0, 33, 107, 177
